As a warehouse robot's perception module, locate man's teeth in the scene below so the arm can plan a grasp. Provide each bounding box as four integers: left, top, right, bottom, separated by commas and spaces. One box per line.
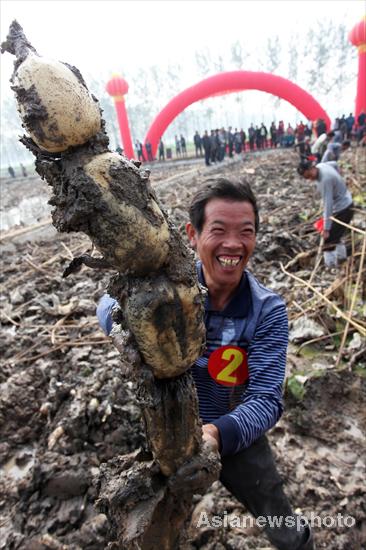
218, 257, 240, 267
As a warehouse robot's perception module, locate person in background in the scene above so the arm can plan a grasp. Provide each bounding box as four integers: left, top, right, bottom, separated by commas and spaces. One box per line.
270, 122, 277, 148
240, 128, 246, 152
227, 126, 234, 158
158, 139, 165, 161
311, 131, 330, 162
234, 129, 242, 155
210, 130, 219, 163
218, 128, 227, 161
294, 136, 312, 159
20, 163, 28, 177
339, 115, 348, 140
255, 126, 262, 150
175, 135, 181, 157
180, 135, 187, 157
248, 124, 255, 151
260, 123, 268, 148
145, 141, 153, 162
321, 140, 351, 163
345, 113, 355, 140
285, 124, 295, 147
277, 120, 285, 147
194, 131, 203, 157
356, 111, 366, 144
297, 159, 353, 267
202, 130, 211, 166
8, 166, 16, 178
315, 118, 327, 137
136, 141, 146, 162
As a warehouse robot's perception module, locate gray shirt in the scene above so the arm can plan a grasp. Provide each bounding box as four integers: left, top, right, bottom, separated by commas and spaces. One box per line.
316, 163, 352, 230
321, 142, 342, 163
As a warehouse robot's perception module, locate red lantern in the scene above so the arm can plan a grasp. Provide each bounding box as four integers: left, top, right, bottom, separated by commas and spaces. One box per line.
106, 75, 134, 159
349, 17, 366, 47
348, 17, 366, 119
106, 75, 129, 98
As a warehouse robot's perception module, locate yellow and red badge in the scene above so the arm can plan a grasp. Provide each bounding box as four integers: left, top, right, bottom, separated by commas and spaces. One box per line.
208, 345, 249, 387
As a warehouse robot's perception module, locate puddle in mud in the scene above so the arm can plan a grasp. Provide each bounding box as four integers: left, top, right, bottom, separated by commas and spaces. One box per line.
0, 195, 52, 231
1, 448, 35, 480
343, 420, 364, 440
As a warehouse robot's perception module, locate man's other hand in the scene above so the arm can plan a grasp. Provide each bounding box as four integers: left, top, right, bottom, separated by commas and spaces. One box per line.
202, 424, 221, 452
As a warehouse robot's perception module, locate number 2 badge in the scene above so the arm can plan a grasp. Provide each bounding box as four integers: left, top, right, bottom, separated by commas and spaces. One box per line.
208, 345, 249, 387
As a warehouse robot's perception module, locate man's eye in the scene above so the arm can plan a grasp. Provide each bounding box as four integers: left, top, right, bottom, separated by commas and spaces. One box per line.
212, 228, 224, 234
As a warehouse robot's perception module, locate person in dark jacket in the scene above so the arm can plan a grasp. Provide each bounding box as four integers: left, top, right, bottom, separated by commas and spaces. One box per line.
8, 166, 16, 178
145, 141, 153, 161
158, 139, 165, 161
210, 130, 218, 163
202, 131, 211, 166
248, 124, 255, 151
194, 131, 203, 157
240, 128, 246, 152
270, 122, 277, 148
180, 135, 187, 157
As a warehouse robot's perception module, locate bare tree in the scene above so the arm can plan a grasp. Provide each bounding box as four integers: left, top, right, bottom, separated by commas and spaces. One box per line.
195, 48, 213, 77
288, 41, 299, 83
304, 21, 356, 98
265, 36, 282, 74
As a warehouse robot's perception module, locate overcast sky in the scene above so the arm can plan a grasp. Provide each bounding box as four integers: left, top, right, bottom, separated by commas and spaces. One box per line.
1, 0, 364, 80
0, 0, 364, 139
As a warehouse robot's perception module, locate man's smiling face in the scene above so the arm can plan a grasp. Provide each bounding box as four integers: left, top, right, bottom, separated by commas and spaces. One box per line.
186, 198, 256, 294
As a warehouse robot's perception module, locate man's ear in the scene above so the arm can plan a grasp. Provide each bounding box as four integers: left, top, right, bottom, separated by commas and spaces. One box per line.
186, 222, 197, 249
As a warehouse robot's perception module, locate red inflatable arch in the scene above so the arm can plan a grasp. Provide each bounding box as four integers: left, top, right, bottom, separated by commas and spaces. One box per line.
143, 71, 331, 157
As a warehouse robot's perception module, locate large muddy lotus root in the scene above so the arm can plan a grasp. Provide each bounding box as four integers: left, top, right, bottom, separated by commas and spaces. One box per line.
1, 21, 101, 152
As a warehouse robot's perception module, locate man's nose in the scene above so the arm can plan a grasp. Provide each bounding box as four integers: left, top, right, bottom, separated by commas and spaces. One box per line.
223, 232, 242, 248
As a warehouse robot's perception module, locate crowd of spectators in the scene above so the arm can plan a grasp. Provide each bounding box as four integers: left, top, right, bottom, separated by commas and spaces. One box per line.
130, 110, 365, 164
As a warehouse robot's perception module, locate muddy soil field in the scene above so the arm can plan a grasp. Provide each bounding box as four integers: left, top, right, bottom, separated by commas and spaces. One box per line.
0, 150, 365, 549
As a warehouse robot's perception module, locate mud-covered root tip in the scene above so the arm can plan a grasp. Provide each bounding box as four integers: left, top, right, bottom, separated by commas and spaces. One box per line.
1, 20, 37, 60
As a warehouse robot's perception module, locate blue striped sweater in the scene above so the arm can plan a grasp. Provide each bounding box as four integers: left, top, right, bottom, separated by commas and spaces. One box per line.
96, 263, 288, 457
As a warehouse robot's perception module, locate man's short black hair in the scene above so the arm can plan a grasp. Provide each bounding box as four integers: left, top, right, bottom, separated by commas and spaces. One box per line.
297, 159, 314, 175
189, 177, 259, 234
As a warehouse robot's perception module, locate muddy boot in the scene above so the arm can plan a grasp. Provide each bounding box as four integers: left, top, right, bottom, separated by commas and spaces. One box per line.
323, 250, 337, 267
335, 243, 347, 262
220, 436, 314, 550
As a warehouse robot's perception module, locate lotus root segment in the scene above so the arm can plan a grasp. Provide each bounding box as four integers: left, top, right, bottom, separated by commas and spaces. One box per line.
83, 152, 170, 274
125, 276, 206, 378
12, 54, 101, 152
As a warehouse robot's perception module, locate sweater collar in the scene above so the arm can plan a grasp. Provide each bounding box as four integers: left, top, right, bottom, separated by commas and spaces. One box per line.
197, 261, 251, 317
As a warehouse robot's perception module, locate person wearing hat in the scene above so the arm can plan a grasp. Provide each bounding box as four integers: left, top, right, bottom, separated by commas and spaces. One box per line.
297, 160, 353, 266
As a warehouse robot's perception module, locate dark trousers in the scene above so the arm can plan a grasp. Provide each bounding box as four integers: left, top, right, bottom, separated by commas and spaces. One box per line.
324, 203, 354, 250
220, 435, 309, 550
204, 147, 211, 166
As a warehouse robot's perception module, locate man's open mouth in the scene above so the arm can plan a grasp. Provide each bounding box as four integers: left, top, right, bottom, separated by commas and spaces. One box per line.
217, 255, 241, 267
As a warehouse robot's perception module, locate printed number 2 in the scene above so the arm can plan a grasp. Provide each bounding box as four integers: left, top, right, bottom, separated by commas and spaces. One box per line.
217, 348, 244, 383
